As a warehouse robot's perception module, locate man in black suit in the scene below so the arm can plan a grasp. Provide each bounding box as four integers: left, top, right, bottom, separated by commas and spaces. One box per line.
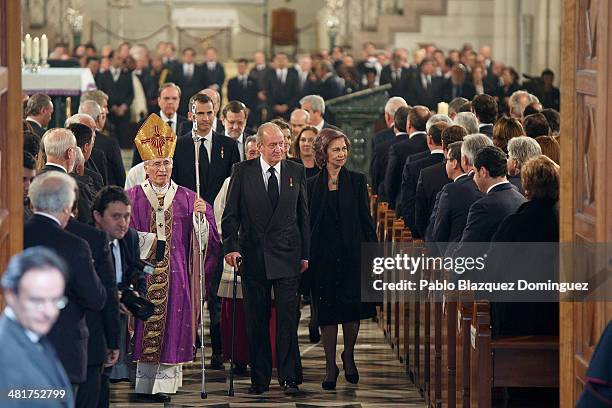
0, 247, 75, 408
439, 64, 476, 103
96, 51, 134, 148
92, 186, 146, 407
167, 47, 208, 116
67, 121, 105, 194
249, 51, 270, 124
384, 105, 431, 208
313, 61, 345, 101
432, 133, 492, 245
369, 97, 408, 182
371, 106, 411, 198
265, 52, 300, 120
172, 93, 240, 204
71, 107, 110, 187
227, 58, 260, 129
223, 122, 309, 395
25, 93, 54, 138
412, 123, 450, 237
24, 171, 107, 393
455, 145, 526, 248
380, 49, 411, 100
67, 216, 119, 408
506, 136, 542, 195
472, 94, 498, 138
202, 47, 226, 100
221, 101, 251, 161
80, 91, 126, 187
131, 82, 189, 166
406, 59, 442, 110
37, 128, 94, 225
295, 54, 317, 98
299, 94, 341, 132
398, 122, 446, 232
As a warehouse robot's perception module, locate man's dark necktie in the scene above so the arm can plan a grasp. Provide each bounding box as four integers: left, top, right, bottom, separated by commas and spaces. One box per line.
197, 138, 210, 185
267, 167, 279, 209
166, 120, 173, 132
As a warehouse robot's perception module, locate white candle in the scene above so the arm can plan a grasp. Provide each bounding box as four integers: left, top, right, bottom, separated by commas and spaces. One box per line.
437, 102, 449, 116
41, 34, 48, 62
32, 36, 40, 64
24, 33, 32, 62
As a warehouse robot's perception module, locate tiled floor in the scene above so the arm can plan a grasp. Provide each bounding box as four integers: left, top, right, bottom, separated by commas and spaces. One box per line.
109, 305, 425, 407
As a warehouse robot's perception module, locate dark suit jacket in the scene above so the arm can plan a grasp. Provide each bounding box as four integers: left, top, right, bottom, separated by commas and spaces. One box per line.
24, 215, 106, 383
398, 151, 444, 231
431, 173, 484, 244
66, 218, 119, 366
479, 123, 494, 138
316, 74, 345, 101
0, 315, 74, 408
384, 132, 428, 208
264, 68, 300, 119
222, 159, 310, 280
94, 130, 125, 187
407, 74, 443, 110
379, 65, 411, 99
88, 147, 108, 186
118, 227, 146, 295
172, 132, 240, 204
37, 165, 94, 225
202, 62, 226, 95
227, 76, 259, 111
131, 112, 190, 167
369, 127, 395, 182
26, 119, 46, 138
96, 70, 134, 110
458, 182, 526, 243
84, 164, 104, 194
508, 174, 524, 195
167, 64, 208, 116
371, 133, 409, 198
439, 79, 477, 102
414, 161, 450, 238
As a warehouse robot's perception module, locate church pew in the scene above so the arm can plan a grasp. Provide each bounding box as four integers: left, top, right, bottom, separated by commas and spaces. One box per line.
428, 268, 444, 408
457, 296, 474, 408
417, 242, 429, 395
407, 241, 423, 384
369, 193, 378, 221
375, 204, 390, 330
390, 219, 405, 354
398, 228, 412, 364
469, 301, 559, 408
381, 209, 396, 338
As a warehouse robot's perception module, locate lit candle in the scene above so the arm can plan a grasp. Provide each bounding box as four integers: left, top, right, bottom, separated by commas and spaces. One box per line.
437, 101, 449, 116
24, 33, 32, 62
32, 36, 40, 64
41, 34, 48, 62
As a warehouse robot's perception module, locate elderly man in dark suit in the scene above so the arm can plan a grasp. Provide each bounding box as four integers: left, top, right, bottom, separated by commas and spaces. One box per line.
300, 94, 341, 132
369, 97, 408, 182
0, 247, 75, 408
96, 51, 134, 148
223, 122, 310, 395
432, 134, 492, 245
24, 171, 107, 394
384, 105, 431, 208
172, 93, 240, 204
265, 52, 300, 120
25, 93, 54, 138
167, 48, 208, 116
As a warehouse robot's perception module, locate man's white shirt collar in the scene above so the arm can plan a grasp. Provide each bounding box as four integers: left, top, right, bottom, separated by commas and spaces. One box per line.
454, 173, 468, 182
44, 162, 67, 173
260, 157, 282, 191
34, 211, 62, 226
160, 111, 177, 123
409, 131, 423, 138
430, 149, 444, 155
314, 119, 325, 132
26, 117, 43, 128
486, 180, 510, 194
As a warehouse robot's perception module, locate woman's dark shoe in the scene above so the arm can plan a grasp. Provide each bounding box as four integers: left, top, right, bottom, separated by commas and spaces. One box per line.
341, 351, 359, 384
321, 365, 340, 390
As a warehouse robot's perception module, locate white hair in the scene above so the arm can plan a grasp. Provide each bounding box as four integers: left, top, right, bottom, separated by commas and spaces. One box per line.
78, 100, 102, 122
43, 128, 76, 158
507, 136, 542, 169
290, 108, 310, 122
28, 171, 76, 213
461, 133, 493, 166
300, 94, 325, 115
453, 112, 479, 135
426, 113, 452, 133
256, 122, 283, 145
385, 96, 408, 117
64, 113, 94, 127
74, 146, 85, 168
509, 90, 531, 117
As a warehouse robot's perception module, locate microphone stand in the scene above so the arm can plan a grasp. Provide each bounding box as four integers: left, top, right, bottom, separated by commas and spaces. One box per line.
192, 104, 208, 399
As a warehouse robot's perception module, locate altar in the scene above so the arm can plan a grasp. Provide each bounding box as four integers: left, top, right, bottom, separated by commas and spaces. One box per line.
22, 67, 97, 127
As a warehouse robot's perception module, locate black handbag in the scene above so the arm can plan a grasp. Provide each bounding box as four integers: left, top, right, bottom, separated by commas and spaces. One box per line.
120, 286, 155, 321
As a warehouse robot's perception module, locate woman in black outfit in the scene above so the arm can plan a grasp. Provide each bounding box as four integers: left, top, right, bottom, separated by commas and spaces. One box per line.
291, 126, 320, 178
307, 128, 377, 390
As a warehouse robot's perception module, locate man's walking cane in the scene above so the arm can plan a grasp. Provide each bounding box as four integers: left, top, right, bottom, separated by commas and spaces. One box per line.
228, 256, 242, 396
192, 104, 208, 399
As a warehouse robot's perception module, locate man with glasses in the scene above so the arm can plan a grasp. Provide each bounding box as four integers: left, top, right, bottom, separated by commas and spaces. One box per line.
0, 247, 74, 407
24, 171, 107, 396
127, 114, 220, 403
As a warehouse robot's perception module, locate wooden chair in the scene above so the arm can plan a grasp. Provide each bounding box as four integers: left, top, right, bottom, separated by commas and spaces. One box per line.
470, 301, 559, 408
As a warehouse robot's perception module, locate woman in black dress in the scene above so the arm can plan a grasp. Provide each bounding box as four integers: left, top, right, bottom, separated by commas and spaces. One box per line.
308, 128, 377, 390
291, 126, 320, 178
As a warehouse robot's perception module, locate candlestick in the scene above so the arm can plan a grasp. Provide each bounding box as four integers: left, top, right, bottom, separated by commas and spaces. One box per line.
24, 33, 32, 63
32, 36, 40, 64
41, 34, 48, 65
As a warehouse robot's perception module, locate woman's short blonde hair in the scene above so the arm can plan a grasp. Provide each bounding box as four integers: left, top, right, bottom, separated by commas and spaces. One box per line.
521, 155, 560, 201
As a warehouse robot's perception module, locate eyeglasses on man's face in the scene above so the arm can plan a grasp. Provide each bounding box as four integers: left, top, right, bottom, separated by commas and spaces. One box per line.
23, 295, 68, 311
